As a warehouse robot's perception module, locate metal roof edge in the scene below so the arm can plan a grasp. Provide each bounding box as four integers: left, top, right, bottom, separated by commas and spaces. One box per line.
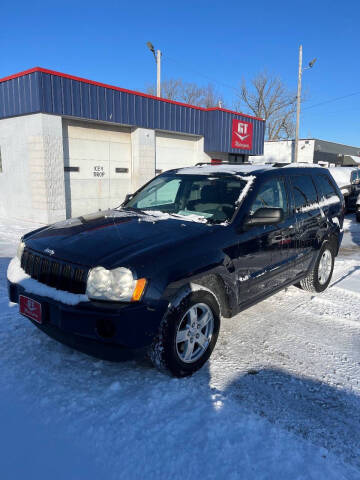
0, 67, 265, 122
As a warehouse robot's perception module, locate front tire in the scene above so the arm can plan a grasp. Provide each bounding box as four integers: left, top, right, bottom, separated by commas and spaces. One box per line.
356, 212, 360, 223
149, 290, 220, 377
299, 243, 335, 293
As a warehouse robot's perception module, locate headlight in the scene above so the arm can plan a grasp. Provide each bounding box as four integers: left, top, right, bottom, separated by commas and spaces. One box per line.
86, 266, 147, 302
16, 241, 25, 261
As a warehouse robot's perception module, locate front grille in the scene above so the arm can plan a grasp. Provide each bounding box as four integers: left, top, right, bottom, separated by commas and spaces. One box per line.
21, 248, 89, 294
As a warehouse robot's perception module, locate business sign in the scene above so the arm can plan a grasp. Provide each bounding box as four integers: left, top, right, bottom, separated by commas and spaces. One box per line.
231, 119, 253, 150
93, 165, 105, 177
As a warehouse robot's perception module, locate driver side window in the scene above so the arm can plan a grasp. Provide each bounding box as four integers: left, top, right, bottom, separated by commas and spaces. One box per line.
250, 178, 288, 217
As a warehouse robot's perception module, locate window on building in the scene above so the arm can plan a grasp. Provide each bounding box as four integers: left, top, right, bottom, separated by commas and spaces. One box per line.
229, 153, 246, 163
250, 178, 288, 217
291, 175, 318, 210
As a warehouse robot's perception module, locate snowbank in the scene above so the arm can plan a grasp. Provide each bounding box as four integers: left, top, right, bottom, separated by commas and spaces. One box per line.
7, 257, 89, 305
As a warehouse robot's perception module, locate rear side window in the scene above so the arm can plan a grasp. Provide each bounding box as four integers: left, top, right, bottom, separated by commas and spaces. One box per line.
316, 174, 339, 200
291, 175, 318, 211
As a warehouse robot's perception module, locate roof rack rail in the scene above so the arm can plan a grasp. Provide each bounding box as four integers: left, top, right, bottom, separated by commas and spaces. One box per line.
195, 162, 254, 166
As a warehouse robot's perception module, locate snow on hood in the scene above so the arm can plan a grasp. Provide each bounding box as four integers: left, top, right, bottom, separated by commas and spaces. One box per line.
7, 257, 89, 305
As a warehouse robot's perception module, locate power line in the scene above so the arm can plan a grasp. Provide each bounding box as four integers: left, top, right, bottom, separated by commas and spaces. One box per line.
303, 91, 360, 111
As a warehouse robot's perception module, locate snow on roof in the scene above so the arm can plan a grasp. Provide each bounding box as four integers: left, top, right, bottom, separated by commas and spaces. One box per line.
175, 164, 272, 176
328, 167, 358, 188
285, 163, 323, 169
349, 156, 360, 164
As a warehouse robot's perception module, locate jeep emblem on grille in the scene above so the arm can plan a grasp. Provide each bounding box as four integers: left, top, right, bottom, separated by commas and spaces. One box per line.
44, 248, 55, 256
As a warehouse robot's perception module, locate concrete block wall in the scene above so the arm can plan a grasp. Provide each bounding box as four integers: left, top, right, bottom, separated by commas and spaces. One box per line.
0, 113, 66, 223
131, 128, 156, 192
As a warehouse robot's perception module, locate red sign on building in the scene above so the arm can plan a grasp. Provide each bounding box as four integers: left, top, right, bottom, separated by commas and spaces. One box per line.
231, 119, 253, 150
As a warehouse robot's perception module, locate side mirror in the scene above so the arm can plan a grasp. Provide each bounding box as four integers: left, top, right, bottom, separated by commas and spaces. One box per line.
243, 207, 284, 229
123, 193, 133, 204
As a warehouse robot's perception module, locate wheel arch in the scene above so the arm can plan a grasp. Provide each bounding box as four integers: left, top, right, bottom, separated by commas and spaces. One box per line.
167, 274, 235, 319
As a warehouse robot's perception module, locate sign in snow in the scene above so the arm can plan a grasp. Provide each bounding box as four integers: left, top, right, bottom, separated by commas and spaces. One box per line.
231, 119, 253, 150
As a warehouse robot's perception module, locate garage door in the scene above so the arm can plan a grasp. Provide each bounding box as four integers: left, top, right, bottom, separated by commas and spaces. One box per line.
155, 132, 200, 173
63, 120, 131, 218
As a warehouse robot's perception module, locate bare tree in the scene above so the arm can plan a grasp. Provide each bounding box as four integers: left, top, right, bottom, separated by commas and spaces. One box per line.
147, 78, 182, 100
235, 72, 297, 140
146, 79, 224, 108
202, 83, 223, 108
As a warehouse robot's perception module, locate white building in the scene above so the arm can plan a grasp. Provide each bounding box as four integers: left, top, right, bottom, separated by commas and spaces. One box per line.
0, 67, 265, 223
250, 139, 360, 166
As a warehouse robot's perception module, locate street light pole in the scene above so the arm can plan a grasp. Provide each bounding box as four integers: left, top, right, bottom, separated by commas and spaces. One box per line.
156, 49, 161, 98
294, 44, 303, 163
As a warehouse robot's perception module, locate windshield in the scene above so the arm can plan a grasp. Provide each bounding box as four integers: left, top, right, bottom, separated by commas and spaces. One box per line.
124, 173, 247, 223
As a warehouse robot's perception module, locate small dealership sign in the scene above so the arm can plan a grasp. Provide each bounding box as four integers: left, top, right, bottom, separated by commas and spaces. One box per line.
231, 119, 253, 150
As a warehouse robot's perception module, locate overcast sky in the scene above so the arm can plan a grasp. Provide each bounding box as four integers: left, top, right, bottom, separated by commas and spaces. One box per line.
2, 0, 359, 146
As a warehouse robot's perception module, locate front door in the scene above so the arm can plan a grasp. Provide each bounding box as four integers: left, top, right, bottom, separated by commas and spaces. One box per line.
236, 176, 292, 304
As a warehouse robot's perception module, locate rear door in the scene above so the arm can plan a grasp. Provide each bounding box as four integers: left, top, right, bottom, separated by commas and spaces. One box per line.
290, 174, 322, 277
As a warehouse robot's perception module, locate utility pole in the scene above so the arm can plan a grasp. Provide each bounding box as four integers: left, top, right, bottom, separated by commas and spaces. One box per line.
147, 42, 161, 98
294, 46, 317, 163
294, 44, 303, 163
156, 49, 161, 97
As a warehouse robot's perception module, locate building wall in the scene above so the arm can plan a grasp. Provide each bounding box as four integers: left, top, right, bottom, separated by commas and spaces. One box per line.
250, 140, 315, 164
155, 132, 205, 172
0, 113, 65, 223
0, 112, 262, 223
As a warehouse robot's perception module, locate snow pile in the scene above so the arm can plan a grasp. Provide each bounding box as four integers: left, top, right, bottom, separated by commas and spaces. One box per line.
7, 257, 89, 305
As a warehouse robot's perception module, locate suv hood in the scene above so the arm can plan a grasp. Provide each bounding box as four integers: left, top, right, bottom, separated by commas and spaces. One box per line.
24, 209, 212, 268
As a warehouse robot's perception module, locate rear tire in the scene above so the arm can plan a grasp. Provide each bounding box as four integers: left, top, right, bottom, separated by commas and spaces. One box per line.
356, 212, 360, 223
299, 243, 335, 293
149, 290, 220, 377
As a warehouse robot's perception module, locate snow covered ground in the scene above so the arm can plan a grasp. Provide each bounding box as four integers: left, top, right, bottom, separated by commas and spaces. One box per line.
1, 215, 360, 479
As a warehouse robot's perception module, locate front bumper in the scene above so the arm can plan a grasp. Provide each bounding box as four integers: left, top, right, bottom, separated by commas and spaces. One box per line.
8, 281, 167, 349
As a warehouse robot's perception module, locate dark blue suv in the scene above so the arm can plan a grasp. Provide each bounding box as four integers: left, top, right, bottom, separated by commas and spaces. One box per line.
8, 164, 344, 377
